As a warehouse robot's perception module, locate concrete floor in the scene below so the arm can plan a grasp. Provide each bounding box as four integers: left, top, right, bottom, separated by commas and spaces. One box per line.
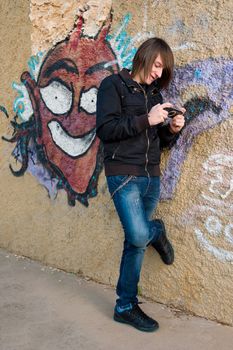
0, 248, 232, 350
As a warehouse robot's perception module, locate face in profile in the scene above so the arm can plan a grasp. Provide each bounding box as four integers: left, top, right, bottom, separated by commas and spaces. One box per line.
144, 54, 164, 85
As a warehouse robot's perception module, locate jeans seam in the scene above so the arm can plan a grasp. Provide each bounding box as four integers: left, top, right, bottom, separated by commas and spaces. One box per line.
144, 175, 151, 196
110, 175, 136, 199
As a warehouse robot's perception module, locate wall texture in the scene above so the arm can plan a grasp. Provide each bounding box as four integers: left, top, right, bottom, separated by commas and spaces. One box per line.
0, 0, 232, 326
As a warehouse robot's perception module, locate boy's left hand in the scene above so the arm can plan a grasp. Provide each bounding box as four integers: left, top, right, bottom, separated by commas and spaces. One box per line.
169, 108, 186, 133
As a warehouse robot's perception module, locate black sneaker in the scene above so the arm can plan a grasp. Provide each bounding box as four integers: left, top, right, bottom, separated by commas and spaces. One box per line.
114, 303, 159, 332
151, 219, 174, 265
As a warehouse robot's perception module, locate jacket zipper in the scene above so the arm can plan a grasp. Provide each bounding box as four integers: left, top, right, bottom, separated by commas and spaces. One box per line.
112, 143, 121, 159
137, 84, 150, 177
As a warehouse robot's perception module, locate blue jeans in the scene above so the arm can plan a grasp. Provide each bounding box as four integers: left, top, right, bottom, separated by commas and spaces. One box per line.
107, 175, 162, 308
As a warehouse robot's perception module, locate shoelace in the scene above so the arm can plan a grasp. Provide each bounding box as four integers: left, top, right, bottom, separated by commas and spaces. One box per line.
130, 304, 150, 321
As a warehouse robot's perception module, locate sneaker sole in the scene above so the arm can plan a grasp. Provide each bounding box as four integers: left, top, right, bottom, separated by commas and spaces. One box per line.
113, 313, 159, 332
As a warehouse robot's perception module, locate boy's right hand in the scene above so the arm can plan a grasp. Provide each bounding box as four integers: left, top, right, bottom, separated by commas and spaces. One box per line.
148, 103, 173, 126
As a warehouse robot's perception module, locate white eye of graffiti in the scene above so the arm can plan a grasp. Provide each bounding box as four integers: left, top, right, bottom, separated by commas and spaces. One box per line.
80, 88, 98, 114
40, 81, 72, 115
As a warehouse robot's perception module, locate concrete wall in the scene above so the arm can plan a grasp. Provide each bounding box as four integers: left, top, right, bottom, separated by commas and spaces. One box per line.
0, 0, 232, 326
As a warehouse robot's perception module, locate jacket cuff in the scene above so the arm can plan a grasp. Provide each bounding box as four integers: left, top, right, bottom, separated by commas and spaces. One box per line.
158, 123, 180, 148
166, 125, 177, 138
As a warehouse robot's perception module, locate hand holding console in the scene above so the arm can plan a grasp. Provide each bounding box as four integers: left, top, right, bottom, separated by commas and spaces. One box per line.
167, 106, 186, 133
163, 107, 184, 118
148, 103, 185, 126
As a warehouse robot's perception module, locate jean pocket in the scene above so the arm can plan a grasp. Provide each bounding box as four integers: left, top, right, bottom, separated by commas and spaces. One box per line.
107, 175, 135, 198
107, 175, 129, 183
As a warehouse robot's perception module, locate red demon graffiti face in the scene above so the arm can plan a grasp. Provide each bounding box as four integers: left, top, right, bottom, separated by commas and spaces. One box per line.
21, 17, 118, 205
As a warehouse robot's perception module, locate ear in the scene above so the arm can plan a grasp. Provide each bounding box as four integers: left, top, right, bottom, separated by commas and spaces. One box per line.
21, 71, 37, 109
21, 71, 41, 136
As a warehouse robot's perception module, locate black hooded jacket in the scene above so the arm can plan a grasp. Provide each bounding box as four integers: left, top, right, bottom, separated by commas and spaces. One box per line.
96, 68, 178, 176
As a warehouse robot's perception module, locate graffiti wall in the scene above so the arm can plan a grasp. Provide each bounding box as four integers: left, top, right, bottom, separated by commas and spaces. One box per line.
0, 0, 232, 326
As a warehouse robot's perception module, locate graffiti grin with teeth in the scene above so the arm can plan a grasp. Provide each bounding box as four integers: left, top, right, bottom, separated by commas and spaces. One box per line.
4, 16, 119, 206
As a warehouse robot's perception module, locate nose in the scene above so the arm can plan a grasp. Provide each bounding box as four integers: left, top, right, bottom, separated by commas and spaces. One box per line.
152, 67, 163, 79
156, 67, 163, 78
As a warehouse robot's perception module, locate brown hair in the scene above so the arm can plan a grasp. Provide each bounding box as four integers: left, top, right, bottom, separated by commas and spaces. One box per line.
131, 37, 174, 89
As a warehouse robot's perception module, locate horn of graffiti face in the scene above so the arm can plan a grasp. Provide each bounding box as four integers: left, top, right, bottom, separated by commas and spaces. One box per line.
22, 16, 118, 196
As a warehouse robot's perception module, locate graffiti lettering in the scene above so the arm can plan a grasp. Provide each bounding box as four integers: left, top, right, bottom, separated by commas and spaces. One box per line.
186, 154, 233, 262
